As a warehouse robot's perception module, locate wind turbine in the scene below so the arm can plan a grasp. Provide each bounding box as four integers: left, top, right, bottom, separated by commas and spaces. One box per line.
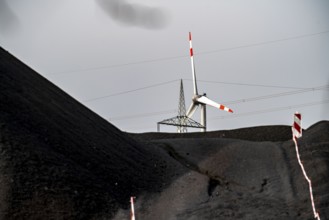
186, 32, 233, 132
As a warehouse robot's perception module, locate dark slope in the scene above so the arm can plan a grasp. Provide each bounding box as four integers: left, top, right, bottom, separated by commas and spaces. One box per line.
128, 125, 293, 142
0, 47, 178, 219
126, 122, 329, 220
294, 121, 329, 218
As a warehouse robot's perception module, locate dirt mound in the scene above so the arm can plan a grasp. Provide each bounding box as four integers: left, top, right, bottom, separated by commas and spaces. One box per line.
128, 124, 293, 142
120, 122, 329, 219
0, 47, 175, 219
1, 47, 328, 219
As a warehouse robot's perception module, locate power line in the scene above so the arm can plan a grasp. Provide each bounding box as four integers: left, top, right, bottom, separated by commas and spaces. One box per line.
47, 29, 329, 76
84, 79, 327, 103
108, 99, 329, 128
107, 85, 329, 121
84, 79, 179, 102
109, 109, 177, 121
198, 30, 329, 55
47, 55, 187, 76
224, 85, 329, 105
184, 79, 306, 90
211, 99, 329, 120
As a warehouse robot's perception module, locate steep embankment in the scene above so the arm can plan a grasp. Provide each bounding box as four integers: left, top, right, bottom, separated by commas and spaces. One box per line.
129, 125, 293, 142
0, 47, 177, 219
124, 121, 329, 220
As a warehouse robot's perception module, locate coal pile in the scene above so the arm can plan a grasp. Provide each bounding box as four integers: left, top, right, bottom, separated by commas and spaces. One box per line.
0, 47, 175, 219
128, 121, 329, 219
1, 47, 329, 219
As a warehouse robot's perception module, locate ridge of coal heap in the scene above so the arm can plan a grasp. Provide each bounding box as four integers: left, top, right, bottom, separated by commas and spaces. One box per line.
1, 47, 329, 220
0, 47, 174, 219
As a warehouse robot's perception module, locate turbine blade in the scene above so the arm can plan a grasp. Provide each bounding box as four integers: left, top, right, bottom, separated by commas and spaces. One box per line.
189, 32, 198, 95
186, 102, 198, 118
197, 96, 233, 113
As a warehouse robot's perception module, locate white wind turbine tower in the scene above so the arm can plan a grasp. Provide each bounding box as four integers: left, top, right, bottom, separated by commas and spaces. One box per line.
186, 32, 233, 132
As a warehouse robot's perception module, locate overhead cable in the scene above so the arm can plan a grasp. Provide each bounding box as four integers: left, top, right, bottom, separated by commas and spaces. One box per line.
224, 85, 329, 105
211, 100, 329, 120
84, 79, 178, 102
109, 109, 177, 121
48, 29, 329, 76
198, 30, 329, 55
107, 85, 328, 121
84, 82, 328, 103
184, 79, 307, 90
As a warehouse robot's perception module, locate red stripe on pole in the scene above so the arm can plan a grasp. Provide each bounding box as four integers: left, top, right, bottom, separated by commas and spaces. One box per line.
219, 105, 225, 110
190, 48, 193, 57
229, 109, 233, 113
189, 32, 192, 41
295, 113, 301, 120
294, 122, 301, 133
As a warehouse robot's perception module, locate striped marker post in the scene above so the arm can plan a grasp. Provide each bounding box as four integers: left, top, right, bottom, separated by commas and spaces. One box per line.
292, 112, 320, 220
130, 196, 135, 220
293, 112, 302, 139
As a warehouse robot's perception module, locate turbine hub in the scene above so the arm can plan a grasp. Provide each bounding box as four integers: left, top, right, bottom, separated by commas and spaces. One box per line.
192, 95, 201, 102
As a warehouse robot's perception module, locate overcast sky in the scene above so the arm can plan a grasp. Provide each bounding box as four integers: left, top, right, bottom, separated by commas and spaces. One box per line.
1, 0, 329, 133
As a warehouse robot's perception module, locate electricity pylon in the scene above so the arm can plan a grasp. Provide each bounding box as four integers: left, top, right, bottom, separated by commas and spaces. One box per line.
157, 79, 204, 132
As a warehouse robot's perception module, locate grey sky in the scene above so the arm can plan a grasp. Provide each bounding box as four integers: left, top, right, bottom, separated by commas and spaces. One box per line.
1, 0, 329, 132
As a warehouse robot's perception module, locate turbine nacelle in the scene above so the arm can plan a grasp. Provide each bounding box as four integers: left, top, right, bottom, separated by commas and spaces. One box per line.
192, 94, 205, 103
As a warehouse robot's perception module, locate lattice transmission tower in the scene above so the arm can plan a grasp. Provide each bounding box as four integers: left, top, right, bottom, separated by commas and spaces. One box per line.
157, 79, 204, 132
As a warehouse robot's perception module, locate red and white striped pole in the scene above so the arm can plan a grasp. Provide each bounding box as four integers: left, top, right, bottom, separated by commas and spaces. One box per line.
292, 112, 320, 220
292, 112, 302, 139
130, 196, 135, 220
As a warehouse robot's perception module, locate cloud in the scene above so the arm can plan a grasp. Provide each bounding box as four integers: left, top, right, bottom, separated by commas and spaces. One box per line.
0, 0, 19, 35
96, 0, 169, 29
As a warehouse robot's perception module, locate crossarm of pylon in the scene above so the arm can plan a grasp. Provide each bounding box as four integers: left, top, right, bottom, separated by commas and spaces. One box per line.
158, 116, 205, 129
